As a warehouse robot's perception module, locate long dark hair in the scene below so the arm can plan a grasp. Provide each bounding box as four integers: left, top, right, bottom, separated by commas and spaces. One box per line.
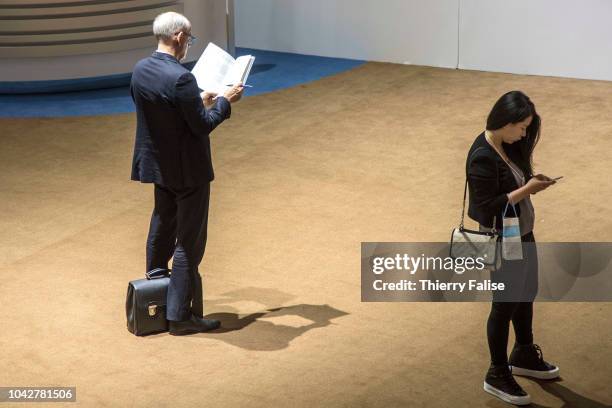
486, 91, 540, 177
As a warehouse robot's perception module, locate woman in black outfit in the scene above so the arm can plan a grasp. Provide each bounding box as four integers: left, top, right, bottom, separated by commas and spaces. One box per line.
466, 91, 560, 406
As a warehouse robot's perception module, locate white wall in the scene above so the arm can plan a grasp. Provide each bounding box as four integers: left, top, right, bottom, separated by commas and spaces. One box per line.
459, 0, 612, 81
235, 0, 612, 81
186, 0, 229, 62
235, 0, 459, 68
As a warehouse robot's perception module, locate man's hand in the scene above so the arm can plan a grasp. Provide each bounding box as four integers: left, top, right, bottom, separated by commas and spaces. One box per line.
223, 83, 245, 103
201, 91, 218, 109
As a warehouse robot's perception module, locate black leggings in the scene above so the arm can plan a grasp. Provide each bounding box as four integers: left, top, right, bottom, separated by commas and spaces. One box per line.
487, 302, 534, 365
487, 232, 538, 366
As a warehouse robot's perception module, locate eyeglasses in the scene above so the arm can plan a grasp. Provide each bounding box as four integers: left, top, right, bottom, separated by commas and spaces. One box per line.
175, 32, 197, 46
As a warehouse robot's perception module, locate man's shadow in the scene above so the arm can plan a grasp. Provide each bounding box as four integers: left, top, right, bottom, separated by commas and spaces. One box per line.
194, 287, 349, 351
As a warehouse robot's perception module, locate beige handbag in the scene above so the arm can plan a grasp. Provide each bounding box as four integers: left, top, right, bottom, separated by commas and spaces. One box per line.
450, 148, 500, 270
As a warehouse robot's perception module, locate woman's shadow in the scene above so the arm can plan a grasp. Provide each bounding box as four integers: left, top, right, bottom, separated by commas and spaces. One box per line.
196, 287, 349, 351
489, 378, 612, 408
531, 378, 611, 408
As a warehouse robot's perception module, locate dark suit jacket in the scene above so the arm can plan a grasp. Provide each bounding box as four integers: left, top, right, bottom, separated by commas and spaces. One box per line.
130, 51, 231, 187
466, 132, 533, 230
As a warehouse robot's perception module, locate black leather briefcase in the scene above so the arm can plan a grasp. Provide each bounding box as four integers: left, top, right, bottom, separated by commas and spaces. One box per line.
126, 268, 171, 336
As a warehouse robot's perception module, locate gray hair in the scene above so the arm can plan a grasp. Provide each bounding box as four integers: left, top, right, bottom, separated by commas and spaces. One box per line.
153, 12, 191, 41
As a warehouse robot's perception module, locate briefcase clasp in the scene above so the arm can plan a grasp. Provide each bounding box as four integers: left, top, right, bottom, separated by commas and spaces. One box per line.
148, 304, 157, 317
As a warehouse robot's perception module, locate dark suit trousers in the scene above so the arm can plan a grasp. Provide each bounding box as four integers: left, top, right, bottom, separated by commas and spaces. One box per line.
146, 183, 210, 321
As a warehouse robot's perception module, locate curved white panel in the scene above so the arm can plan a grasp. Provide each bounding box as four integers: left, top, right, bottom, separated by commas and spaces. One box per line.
0, 0, 230, 83
0, 1, 175, 17
0, 1, 181, 58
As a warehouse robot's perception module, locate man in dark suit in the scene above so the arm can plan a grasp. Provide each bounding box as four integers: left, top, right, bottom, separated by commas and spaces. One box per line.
130, 12, 243, 335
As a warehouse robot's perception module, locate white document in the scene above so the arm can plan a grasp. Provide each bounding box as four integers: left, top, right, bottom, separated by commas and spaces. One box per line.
191, 42, 255, 95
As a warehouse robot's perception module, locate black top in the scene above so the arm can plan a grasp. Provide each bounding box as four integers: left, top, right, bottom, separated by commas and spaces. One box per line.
130, 52, 231, 187
466, 132, 533, 230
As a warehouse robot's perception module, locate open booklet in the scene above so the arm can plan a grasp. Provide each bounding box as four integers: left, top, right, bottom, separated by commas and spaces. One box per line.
191, 42, 255, 96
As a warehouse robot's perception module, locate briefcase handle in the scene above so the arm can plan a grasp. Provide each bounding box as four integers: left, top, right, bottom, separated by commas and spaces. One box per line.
145, 268, 171, 280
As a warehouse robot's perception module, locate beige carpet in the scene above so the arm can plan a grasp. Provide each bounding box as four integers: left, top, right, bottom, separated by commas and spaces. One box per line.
1, 62, 611, 407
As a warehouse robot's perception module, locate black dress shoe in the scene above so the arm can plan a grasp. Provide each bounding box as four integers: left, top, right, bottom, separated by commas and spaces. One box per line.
169, 314, 221, 336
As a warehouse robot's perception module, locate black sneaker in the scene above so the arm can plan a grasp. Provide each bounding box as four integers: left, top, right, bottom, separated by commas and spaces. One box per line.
509, 343, 560, 380
484, 365, 531, 406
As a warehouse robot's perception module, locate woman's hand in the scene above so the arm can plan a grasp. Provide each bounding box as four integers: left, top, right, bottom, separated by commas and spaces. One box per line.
507, 174, 556, 204
526, 174, 556, 194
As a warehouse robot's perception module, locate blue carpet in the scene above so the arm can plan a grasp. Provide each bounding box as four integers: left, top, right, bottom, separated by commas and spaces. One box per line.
0, 48, 364, 118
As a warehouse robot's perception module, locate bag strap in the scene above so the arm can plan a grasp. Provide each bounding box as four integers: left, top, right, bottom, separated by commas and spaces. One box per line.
485, 130, 527, 186
460, 178, 468, 229
503, 201, 519, 218
461, 145, 497, 234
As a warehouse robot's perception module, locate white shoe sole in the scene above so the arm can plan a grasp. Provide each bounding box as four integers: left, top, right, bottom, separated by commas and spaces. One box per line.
510, 365, 560, 380
483, 381, 532, 406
